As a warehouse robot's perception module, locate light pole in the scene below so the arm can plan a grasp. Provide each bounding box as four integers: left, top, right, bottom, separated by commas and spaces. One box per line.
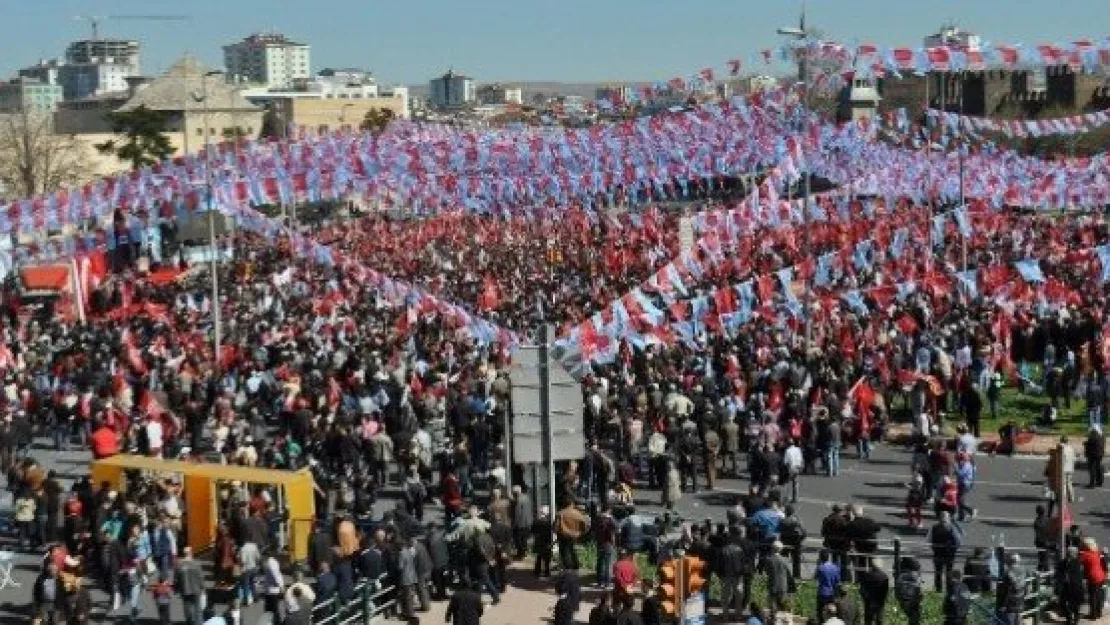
778, 2, 815, 362
193, 68, 225, 372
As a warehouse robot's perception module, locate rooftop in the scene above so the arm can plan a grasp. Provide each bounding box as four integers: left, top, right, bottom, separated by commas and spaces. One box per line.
438, 69, 472, 80
117, 56, 261, 112
233, 33, 307, 47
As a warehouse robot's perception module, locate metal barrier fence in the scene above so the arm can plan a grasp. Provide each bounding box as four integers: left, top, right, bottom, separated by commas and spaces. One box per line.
649, 532, 1054, 622
310, 574, 397, 625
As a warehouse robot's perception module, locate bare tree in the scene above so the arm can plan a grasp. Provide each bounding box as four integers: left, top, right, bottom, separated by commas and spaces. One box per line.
0, 110, 90, 198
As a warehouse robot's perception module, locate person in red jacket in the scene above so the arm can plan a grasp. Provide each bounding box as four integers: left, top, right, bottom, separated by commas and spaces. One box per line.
1078, 538, 1107, 619
89, 422, 119, 459
441, 470, 463, 524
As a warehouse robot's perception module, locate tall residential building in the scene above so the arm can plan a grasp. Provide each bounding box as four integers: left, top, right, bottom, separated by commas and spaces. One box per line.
18, 60, 63, 86
477, 83, 523, 106
0, 78, 64, 113
595, 84, 632, 104
65, 39, 141, 74
223, 33, 311, 88
57, 61, 135, 100
428, 70, 475, 109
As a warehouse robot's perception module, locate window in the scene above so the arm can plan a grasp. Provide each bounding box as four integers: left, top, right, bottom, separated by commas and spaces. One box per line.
197, 128, 203, 136
318, 125, 328, 133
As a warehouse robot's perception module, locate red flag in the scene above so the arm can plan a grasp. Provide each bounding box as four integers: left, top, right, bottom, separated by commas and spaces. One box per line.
849, 377, 876, 416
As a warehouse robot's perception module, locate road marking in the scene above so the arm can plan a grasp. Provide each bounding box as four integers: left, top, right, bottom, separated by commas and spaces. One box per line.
838, 467, 1045, 490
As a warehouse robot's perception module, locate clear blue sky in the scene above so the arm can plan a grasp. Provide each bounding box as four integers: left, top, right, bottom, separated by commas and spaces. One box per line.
5, 0, 1108, 85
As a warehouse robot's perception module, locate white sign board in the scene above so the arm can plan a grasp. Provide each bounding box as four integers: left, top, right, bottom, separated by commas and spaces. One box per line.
509, 345, 585, 463
678, 215, 696, 255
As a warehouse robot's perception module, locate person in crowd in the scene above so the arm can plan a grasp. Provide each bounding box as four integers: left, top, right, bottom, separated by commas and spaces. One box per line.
32, 560, 66, 625
511, 486, 533, 560
833, 584, 857, 625
780, 505, 807, 579
845, 505, 880, 583
996, 554, 1026, 625
858, 558, 889, 625
640, 580, 663, 625
927, 511, 963, 594
894, 557, 924, 625
814, 550, 841, 618
942, 570, 971, 625
554, 502, 588, 572
1084, 428, 1105, 488
175, 546, 206, 625
954, 453, 976, 521
532, 506, 554, 578
589, 593, 615, 625
1057, 546, 1087, 625
962, 547, 992, 595
1079, 538, 1107, 620
716, 526, 749, 622
766, 541, 793, 615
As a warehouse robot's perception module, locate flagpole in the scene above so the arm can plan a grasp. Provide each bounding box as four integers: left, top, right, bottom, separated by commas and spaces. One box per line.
958, 69, 967, 272
925, 74, 934, 274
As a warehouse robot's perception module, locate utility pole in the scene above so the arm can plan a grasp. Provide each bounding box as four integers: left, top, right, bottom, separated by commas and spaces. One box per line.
198, 69, 224, 372
538, 323, 556, 520
778, 0, 814, 360
957, 69, 967, 272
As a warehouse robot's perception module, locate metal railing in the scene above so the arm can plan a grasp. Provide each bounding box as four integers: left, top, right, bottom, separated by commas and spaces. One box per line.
310, 574, 397, 625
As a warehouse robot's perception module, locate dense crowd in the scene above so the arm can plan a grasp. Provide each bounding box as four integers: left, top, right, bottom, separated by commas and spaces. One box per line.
2, 190, 1108, 625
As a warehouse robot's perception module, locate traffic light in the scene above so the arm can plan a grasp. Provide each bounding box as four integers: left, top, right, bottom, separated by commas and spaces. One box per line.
658, 559, 679, 617
684, 555, 707, 596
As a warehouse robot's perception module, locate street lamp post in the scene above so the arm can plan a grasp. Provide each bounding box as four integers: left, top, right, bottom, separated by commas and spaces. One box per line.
194, 69, 225, 372
778, 2, 814, 362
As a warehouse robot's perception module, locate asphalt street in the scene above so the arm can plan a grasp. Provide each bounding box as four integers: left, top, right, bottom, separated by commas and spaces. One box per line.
1, 436, 1107, 623
627, 441, 1110, 561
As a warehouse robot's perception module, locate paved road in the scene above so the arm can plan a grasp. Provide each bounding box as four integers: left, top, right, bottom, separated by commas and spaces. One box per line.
625, 442, 1110, 559
2, 436, 1107, 623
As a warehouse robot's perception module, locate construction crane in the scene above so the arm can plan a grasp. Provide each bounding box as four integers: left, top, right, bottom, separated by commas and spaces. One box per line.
73, 15, 191, 41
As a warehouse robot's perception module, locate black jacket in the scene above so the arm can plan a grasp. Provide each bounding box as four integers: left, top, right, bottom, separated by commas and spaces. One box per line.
858, 567, 889, 605
446, 589, 484, 625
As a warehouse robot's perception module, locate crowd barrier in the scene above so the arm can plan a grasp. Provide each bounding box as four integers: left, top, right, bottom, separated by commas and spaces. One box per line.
310, 574, 397, 625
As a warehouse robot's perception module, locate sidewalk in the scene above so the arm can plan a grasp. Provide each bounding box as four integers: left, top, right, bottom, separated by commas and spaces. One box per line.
377, 562, 1110, 625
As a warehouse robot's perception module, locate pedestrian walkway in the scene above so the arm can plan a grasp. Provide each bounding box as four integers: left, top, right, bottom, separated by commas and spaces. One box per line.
376, 558, 1110, 625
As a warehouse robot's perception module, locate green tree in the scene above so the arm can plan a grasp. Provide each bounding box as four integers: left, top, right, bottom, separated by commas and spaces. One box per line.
359, 108, 396, 134
95, 105, 174, 170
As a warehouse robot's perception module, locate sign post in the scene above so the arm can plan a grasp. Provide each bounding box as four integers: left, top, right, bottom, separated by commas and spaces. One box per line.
510, 325, 585, 517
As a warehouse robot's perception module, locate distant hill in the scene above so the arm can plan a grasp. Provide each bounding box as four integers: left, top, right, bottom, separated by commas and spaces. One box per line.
408, 80, 649, 102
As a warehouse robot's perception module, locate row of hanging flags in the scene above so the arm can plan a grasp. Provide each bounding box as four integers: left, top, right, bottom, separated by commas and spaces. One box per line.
594, 36, 1110, 110
927, 107, 1110, 140
5, 92, 1110, 264
0, 96, 797, 247
553, 182, 1110, 370
1, 34, 1109, 237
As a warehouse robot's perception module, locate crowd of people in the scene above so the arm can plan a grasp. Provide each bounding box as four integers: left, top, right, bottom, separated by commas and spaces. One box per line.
0, 182, 1106, 625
